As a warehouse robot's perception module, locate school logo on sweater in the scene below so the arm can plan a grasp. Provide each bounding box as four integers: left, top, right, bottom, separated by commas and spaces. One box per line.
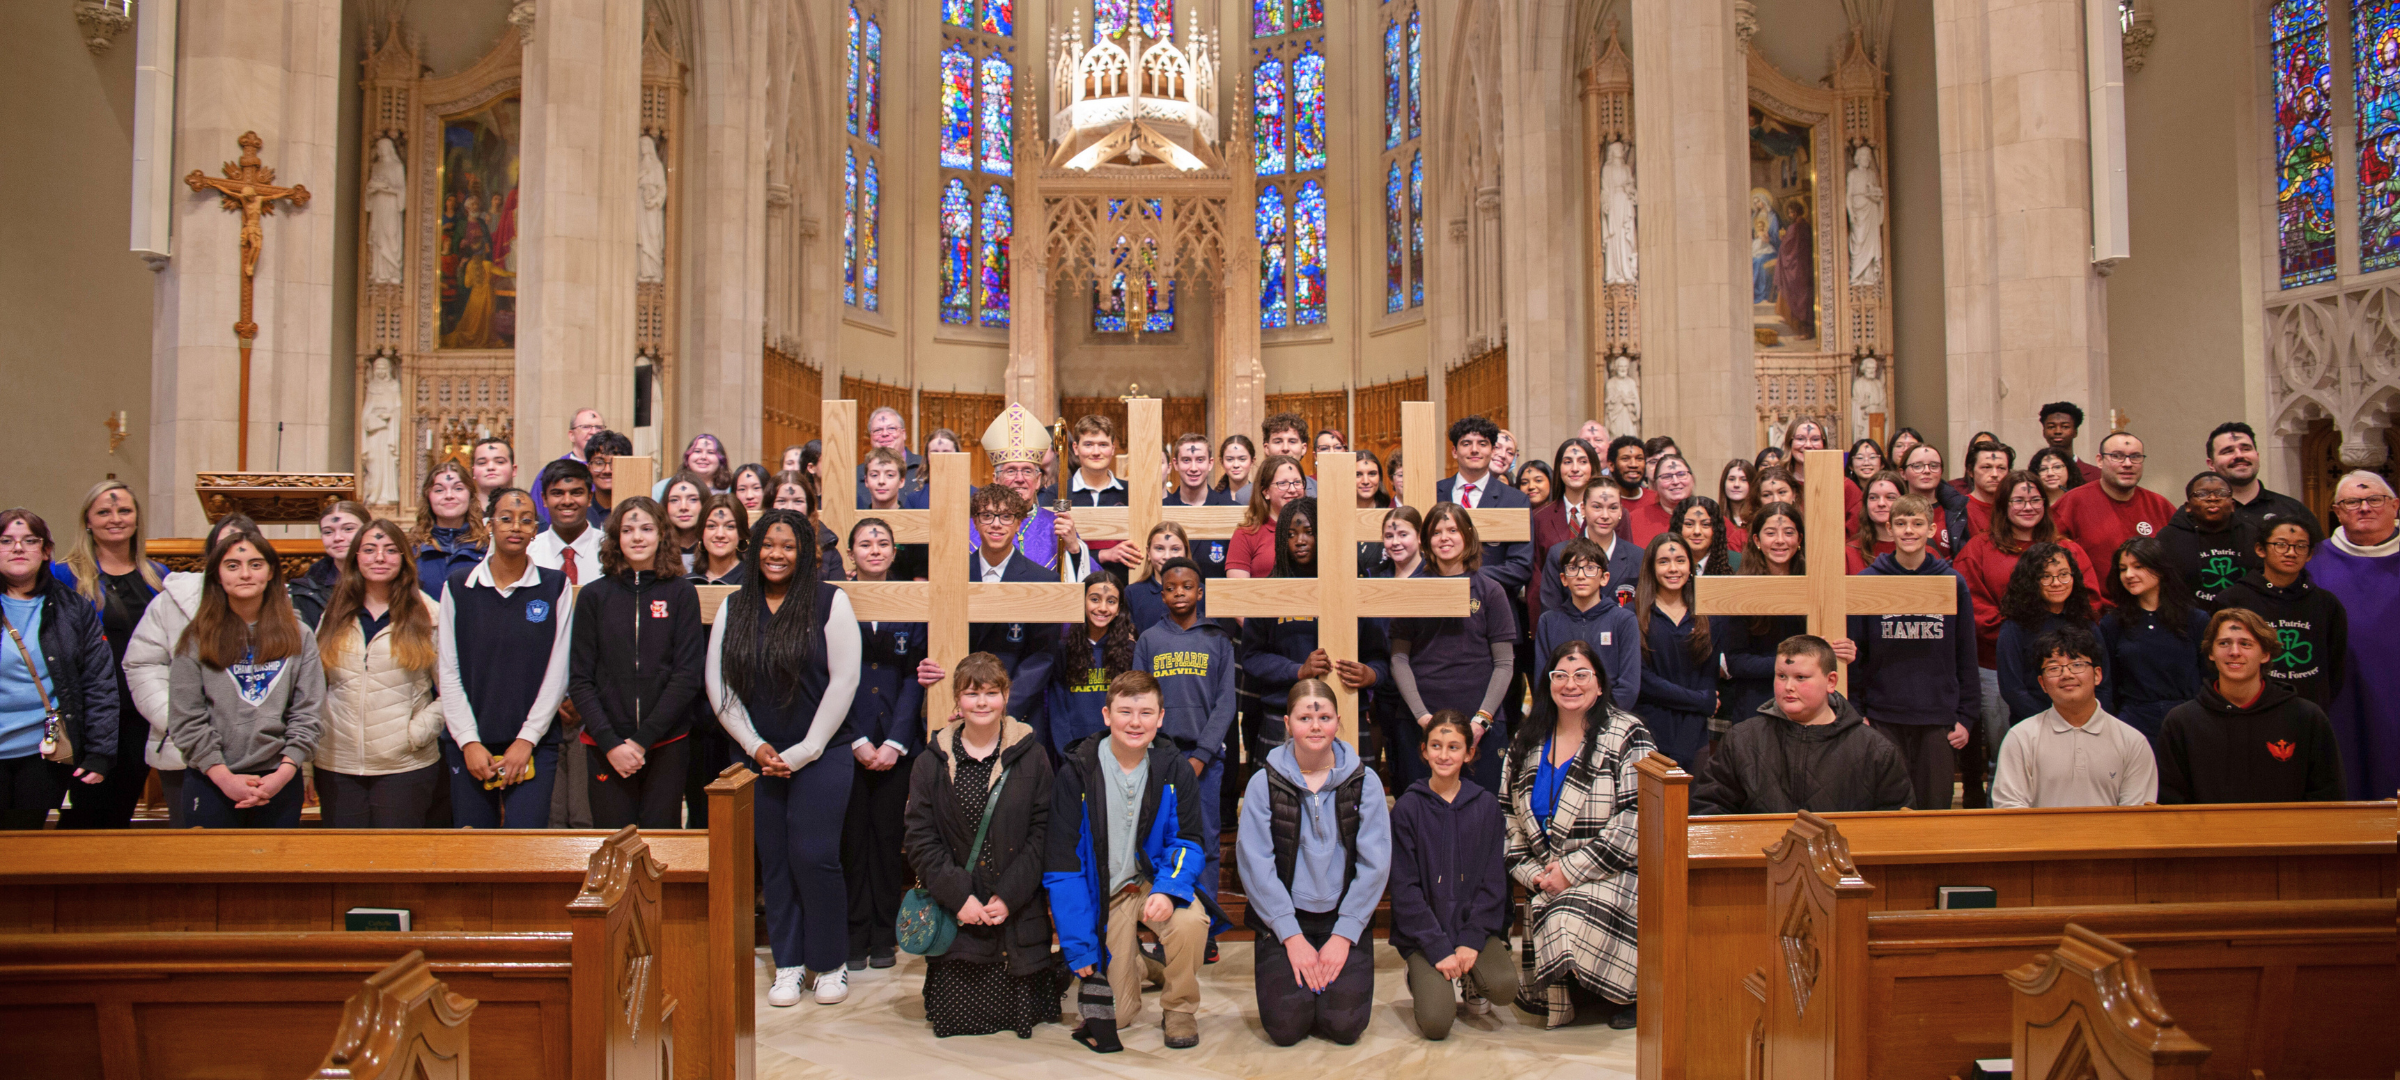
1150, 650, 1214, 678
2200, 556, 2238, 593
893, 630, 910, 651
1209, 542, 1226, 562
526, 599, 551, 623
2135, 521, 2154, 536
227, 656, 285, 707
2267, 739, 2296, 761
650, 600, 669, 619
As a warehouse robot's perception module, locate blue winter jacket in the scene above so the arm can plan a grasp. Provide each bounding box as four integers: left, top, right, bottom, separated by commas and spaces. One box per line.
1041, 734, 1225, 973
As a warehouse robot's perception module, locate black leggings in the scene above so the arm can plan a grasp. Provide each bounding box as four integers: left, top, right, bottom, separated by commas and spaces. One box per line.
0, 754, 68, 830
589, 737, 693, 830
1253, 909, 1376, 1046
318, 764, 442, 827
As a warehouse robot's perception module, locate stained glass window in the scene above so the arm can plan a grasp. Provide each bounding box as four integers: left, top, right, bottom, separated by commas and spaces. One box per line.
1143, 243, 1175, 332
2274, 0, 2337, 288
940, 179, 974, 324
1294, 180, 1328, 326
846, 6, 860, 137
1410, 150, 1424, 308
980, 55, 1014, 176
1259, 186, 1289, 329
943, 0, 970, 30
1293, 45, 1328, 172
1384, 22, 1404, 149
1407, 10, 1421, 140
979, 185, 1012, 327
861, 157, 880, 311
1139, 0, 1173, 39
1095, 235, 1129, 333
940, 44, 975, 170
1386, 163, 1404, 312
843, 149, 858, 306
2359, 0, 2400, 271
1096, 0, 1129, 38
1254, 0, 1285, 37
1296, 0, 1323, 30
1254, 60, 1287, 176
862, 19, 881, 145
980, 0, 1011, 37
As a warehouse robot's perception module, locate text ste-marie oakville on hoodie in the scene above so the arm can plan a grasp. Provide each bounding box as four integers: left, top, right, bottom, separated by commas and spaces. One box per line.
1135, 616, 1238, 769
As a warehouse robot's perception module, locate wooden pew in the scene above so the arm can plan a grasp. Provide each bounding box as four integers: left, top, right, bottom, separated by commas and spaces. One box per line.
0, 767, 755, 1080
2005, 926, 2213, 1080
1634, 755, 2398, 1080
309, 950, 478, 1080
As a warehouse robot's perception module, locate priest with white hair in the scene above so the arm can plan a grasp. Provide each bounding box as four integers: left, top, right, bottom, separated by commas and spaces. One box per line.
2312, 469, 2398, 799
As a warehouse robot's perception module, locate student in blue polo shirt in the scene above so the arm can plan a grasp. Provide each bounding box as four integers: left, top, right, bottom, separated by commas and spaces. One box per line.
436, 488, 573, 828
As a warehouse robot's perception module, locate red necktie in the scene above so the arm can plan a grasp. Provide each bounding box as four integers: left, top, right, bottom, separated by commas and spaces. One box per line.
562, 547, 580, 585
1462, 482, 1478, 509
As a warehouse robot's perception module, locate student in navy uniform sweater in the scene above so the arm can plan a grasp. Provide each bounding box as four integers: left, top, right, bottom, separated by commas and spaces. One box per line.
1629, 533, 1724, 768
2156, 607, 2345, 804
1434, 416, 1536, 591
1390, 504, 1519, 792
1049, 573, 1137, 754
2100, 537, 2211, 741
1241, 500, 1390, 752
708, 509, 865, 1006
952, 486, 1060, 748
1846, 495, 1980, 810
837, 517, 926, 971
1388, 712, 1517, 1040
1134, 557, 1237, 919
566, 496, 706, 830
1123, 523, 1207, 635
437, 489, 573, 828
1534, 537, 1642, 712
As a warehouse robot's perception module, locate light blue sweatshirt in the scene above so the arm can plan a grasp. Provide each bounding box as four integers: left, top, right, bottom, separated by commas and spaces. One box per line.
1236, 739, 1392, 944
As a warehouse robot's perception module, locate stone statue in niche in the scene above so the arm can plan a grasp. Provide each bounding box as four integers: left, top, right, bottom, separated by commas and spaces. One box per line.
1600, 141, 1639, 285
637, 134, 667, 284
360, 355, 403, 506
1604, 355, 1641, 438
365, 137, 407, 286
1846, 145, 1884, 286
1851, 355, 1888, 444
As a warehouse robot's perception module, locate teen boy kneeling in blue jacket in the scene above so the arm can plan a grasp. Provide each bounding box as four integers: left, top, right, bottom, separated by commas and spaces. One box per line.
1044, 671, 1225, 1054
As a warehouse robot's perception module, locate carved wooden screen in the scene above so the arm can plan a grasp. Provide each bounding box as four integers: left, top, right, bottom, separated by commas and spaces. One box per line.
1353, 374, 1428, 464
762, 342, 820, 460
1061, 398, 1209, 458
841, 375, 914, 466
1445, 343, 1508, 431
919, 390, 1007, 481
1264, 389, 1351, 476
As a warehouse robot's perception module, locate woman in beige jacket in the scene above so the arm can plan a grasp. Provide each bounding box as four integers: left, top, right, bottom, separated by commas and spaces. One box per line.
315, 519, 444, 827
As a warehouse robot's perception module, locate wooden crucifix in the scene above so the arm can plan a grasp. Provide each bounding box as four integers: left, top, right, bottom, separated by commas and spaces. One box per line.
1693, 448, 1956, 690
186, 131, 310, 471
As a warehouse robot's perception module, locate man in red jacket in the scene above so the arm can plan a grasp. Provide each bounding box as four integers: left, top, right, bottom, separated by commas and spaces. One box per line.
2050, 431, 2175, 569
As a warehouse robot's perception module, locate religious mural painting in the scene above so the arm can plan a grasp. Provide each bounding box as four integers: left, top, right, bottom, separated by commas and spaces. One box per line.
1748, 106, 1817, 352
436, 94, 520, 351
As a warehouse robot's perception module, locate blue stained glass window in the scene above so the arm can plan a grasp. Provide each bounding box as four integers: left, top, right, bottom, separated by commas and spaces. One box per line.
862, 19, 881, 145
2358, 0, 2400, 271
980, 0, 1011, 37
1295, 0, 1323, 31
940, 179, 974, 324
1255, 0, 1285, 37
1293, 179, 1327, 325
2274, 0, 2337, 288
1259, 186, 1289, 329
980, 55, 1014, 176
1407, 10, 1421, 140
1096, 0, 1129, 38
979, 185, 1012, 327
939, 45, 974, 170
1143, 244, 1175, 332
1410, 150, 1424, 308
1254, 60, 1288, 176
843, 148, 858, 306
861, 157, 880, 311
846, 6, 860, 137
1293, 45, 1327, 172
943, 0, 970, 30
1095, 235, 1129, 332
1139, 0, 1173, 39
1384, 21, 1403, 149
1386, 162, 1404, 312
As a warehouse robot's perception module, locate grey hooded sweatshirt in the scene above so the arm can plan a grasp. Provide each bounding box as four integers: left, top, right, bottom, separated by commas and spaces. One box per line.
1235, 739, 1393, 943
169, 633, 325, 774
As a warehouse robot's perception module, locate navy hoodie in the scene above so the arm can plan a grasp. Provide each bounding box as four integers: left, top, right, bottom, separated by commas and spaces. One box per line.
1135, 616, 1238, 769
1386, 777, 1510, 960
1846, 552, 1980, 728
1534, 598, 1642, 710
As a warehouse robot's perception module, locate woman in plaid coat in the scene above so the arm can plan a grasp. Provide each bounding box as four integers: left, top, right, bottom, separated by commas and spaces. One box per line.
1504, 639, 1654, 1029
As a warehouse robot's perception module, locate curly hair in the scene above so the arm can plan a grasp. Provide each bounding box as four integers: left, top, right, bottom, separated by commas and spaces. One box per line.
1999, 542, 2097, 627
1057, 572, 1136, 690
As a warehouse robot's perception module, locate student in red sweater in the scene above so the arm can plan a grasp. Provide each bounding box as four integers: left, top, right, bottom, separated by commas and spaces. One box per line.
2049, 431, 2176, 571
1950, 470, 2103, 806
1961, 441, 2015, 539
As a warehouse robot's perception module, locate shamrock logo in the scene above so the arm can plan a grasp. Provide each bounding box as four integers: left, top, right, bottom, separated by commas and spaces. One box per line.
2200, 556, 2236, 592
2275, 628, 2312, 668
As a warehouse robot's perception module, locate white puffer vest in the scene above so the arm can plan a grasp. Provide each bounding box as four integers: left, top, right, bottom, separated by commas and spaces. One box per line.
316, 607, 444, 775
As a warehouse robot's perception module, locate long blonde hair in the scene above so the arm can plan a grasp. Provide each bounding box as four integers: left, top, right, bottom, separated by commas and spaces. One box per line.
316, 519, 438, 673
63, 480, 163, 603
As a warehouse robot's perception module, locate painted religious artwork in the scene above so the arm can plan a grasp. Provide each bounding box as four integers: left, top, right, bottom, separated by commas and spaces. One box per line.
1748, 107, 1817, 352
436, 95, 521, 350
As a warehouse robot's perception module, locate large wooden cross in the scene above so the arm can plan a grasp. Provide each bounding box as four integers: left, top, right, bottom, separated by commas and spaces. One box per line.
1693, 448, 1956, 691
186, 131, 310, 471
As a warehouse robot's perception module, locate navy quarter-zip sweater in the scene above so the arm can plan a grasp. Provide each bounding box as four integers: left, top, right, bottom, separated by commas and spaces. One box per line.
1846, 553, 1980, 728
851, 616, 927, 753
2099, 605, 2209, 739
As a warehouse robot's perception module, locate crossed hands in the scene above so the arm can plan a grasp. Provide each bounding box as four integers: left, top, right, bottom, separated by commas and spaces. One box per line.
1432, 943, 1481, 981
1280, 933, 1352, 992
462, 739, 536, 786
606, 741, 648, 778
207, 761, 298, 809
1532, 860, 1572, 896
956, 895, 1012, 926
851, 742, 903, 771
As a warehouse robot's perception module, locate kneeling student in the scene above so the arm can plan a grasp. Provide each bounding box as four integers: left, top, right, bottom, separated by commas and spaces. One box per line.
1991, 625, 2156, 808
1390, 711, 1517, 1039
1235, 679, 1392, 1047
1044, 671, 1223, 1053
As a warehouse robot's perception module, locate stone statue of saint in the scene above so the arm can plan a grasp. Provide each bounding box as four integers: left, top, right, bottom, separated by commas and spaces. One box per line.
366, 137, 407, 286
1851, 355, 1888, 444
637, 134, 668, 284
1600, 141, 1639, 285
1846, 145, 1884, 286
1603, 355, 1641, 439
360, 355, 403, 506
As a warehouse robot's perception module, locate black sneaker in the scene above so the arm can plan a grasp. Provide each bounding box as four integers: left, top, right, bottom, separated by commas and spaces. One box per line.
1609, 1002, 1638, 1030
845, 955, 868, 972
1204, 939, 1219, 965
869, 948, 896, 969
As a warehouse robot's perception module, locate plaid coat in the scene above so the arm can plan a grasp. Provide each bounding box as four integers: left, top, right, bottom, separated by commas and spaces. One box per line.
1503, 707, 1655, 1003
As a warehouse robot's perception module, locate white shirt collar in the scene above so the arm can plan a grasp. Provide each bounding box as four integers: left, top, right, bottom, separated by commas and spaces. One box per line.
2331, 526, 2400, 558
465, 554, 546, 594
975, 550, 1008, 580
530, 526, 602, 566
2040, 705, 2119, 737
1071, 471, 1125, 494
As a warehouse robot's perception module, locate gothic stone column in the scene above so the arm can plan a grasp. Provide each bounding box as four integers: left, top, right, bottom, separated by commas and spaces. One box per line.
148, 0, 343, 534
516, 0, 643, 463
683, 0, 769, 461
1498, 0, 1584, 451
1934, 0, 2108, 461
1629, 0, 1752, 470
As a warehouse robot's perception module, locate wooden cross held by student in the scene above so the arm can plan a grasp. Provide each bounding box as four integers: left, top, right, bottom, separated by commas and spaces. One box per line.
1692, 448, 1956, 691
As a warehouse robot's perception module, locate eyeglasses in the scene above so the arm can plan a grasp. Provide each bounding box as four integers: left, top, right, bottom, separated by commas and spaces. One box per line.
0, 538, 45, 551
2008, 497, 2048, 509
2039, 660, 2094, 678
2265, 540, 2310, 554
1271, 478, 1307, 491
2040, 570, 2076, 585
974, 513, 1021, 526
2102, 452, 2147, 464
1562, 564, 1602, 578
1905, 460, 1943, 470
2335, 495, 2393, 512
1547, 670, 1598, 685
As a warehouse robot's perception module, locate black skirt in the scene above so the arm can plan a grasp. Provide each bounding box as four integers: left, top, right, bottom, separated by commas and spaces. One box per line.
922, 955, 1062, 1038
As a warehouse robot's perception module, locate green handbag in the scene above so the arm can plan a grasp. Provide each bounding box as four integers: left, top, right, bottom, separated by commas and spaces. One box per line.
896, 765, 1008, 957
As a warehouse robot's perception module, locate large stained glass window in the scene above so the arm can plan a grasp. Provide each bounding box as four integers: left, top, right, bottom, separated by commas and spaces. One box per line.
1384, 21, 1404, 150
940, 179, 974, 324
1407, 10, 1421, 140
947, 0, 1009, 35
940, 2, 1011, 327
860, 158, 880, 311
979, 55, 1013, 176
2275, 0, 2337, 288
1386, 163, 1404, 312
1257, 10, 1330, 328
979, 185, 1012, 327
1259, 187, 1290, 329
843, 149, 859, 306
939, 44, 975, 170
1381, 2, 1424, 313
1293, 180, 1328, 326
1254, 60, 1287, 175
2358, 0, 2400, 271
846, 7, 860, 137
1293, 45, 1327, 172
861, 18, 881, 145
843, 4, 882, 312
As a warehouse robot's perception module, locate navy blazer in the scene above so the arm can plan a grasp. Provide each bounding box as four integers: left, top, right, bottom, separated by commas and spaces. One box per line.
852, 618, 929, 753
1535, 534, 1645, 628
966, 551, 1059, 727
1435, 474, 1535, 593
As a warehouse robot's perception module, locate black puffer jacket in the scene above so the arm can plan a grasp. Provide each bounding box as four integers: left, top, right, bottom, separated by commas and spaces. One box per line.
905, 719, 1055, 974
1690, 693, 1912, 815
566, 571, 707, 750
13, 572, 121, 777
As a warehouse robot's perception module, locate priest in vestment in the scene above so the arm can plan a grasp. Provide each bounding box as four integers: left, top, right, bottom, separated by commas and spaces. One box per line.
977, 404, 1091, 580
2312, 470, 2399, 799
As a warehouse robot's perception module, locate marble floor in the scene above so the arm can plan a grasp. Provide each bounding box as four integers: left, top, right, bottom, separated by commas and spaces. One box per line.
755, 944, 1637, 1080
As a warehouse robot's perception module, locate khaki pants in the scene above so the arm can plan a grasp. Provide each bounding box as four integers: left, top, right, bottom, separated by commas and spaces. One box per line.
1104, 884, 1208, 1024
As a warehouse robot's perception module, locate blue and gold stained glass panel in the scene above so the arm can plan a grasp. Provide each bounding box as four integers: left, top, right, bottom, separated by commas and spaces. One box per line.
979, 185, 1012, 327
1254, 60, 1288, 176
1293, 45, 1328, 172
940, 179, 974, 324
1293, 180, 1328, 326
2275, 0, 2337, 288
2357, 0, 2400, 271
979, 55, 1014, 176
939, 44, 974, 170
1259, 187, 1289, 329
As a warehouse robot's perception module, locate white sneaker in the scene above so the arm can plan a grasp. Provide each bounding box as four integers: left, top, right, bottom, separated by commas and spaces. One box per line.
814, 967, 849, 1005
768, 967, 805, 1007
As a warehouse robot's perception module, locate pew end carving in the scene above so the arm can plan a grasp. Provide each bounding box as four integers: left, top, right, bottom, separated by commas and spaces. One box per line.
2004, 925, 2213, 1080
309, 950, 478, 1080
570, 826, 675, 1080
1762, 811, 1873, 1080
